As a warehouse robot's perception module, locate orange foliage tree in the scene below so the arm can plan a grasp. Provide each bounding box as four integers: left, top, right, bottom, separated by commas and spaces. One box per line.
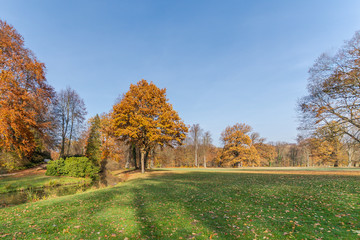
254, 143, 276, 166
112, 80, 188, 173
99, 113, 125, 164
219, 123, 259, 167
0, 20, 54, 159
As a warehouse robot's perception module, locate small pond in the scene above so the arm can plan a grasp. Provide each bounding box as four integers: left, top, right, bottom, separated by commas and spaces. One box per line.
0, 170, 122, 208
0, 182, 96, 208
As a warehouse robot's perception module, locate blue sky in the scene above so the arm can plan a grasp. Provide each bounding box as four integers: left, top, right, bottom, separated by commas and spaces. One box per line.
1, 0, 360, 146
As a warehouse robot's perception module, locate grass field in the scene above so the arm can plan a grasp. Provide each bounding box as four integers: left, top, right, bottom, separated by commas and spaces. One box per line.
0, 169, 359, 239
0, 174, 91, 194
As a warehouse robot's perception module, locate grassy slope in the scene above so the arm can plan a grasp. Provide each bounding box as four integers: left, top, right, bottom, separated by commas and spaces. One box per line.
0, 174, 90, 193
0, 170, 359, 239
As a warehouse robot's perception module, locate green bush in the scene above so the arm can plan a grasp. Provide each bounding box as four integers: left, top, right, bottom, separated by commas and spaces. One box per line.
63, 157, 100, 179
46, 157, 99, 180
46, 158, 65, 176
0, 152, 23, 171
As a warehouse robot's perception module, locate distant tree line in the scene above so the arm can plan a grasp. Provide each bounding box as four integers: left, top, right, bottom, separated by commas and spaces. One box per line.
1, 19, 360, 173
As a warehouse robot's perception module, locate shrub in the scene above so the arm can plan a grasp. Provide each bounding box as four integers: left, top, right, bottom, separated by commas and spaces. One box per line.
46, 157, 99, 180
0, 152, 23, 171
63, 157, 100, 180
46, 158, 65, 176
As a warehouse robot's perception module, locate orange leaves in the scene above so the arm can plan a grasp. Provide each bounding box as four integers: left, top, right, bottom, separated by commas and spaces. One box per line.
220, 123, 259, 167
112, 79, 187, 150
112, 79, 187, 173
254, 143, 276, 166
0, 20, 54, 158
99, 113, 124, 162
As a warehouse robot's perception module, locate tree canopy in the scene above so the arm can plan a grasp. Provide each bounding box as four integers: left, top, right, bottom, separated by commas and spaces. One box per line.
112, 79, 188, 173
219, 123, 259, 167
0, 20, 55, 158
299, 31, 360, 143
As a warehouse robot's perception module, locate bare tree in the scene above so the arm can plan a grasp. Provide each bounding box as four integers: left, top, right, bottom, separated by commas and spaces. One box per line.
341, 131, 360, 167
54, 87, 87, 157
202, 131, 212, 168
250, 132, 265, 145
297, 135, 311, 167
189, 124, 203, 167
299, 31, 360, 144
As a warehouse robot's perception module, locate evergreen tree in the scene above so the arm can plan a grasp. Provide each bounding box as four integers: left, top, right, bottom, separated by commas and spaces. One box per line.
85, 115, 102, 166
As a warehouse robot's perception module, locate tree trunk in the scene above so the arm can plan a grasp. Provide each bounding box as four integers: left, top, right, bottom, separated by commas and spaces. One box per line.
306, 152, 310, 167
67, 118, 74, 156
132, 145, 137, 169
144, 150, 149, 169
125, 145, 131, 168
140, 148, 145, 174
150, 154, 154, 169
60, 137, 66, 158
347, 148, 353, 167
203, 155, 206, 168
195, 144, 198, 167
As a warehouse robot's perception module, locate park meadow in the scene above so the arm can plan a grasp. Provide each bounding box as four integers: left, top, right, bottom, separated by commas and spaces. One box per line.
1, 168, 360, 239
1, 3, 360, 239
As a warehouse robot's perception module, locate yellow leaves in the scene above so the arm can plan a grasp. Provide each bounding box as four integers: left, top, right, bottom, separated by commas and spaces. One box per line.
220, 123, 259, 167
112, 79, 188, 150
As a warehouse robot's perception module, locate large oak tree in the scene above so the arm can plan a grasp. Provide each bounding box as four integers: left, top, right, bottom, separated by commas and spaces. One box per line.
219, 123, 259, 167
112, 79, 188, 173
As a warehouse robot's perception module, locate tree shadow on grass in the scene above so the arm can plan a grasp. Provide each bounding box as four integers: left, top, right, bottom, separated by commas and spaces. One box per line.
1, 185, 127, 239
130, 172, 245, 239
129, 171, 360, 239
132, 187, 165, 239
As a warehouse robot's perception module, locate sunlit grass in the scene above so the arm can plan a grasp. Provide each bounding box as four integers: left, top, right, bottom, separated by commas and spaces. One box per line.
0, 170, 359, 239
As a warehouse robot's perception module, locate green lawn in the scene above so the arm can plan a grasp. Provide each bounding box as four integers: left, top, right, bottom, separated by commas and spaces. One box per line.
159, 167, 360, 172
0, 174, 91, 193
0, 170, 359, 239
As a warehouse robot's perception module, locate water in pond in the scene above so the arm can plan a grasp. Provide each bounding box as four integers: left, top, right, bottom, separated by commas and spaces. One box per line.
0, 170, 122, 208
0, 182, 96, 208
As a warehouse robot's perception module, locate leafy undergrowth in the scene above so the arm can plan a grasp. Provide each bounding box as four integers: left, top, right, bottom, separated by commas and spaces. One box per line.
0, 171, 359, 239
0, 174, 91, 193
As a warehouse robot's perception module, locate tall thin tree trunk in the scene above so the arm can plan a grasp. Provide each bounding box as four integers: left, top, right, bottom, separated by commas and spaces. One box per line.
60, 116, 68, 158
203, 155, 206, 168
150, 151, 154, 169
195, 144, 198, 167
140, 148, 145, 174
67, 117, 74, 156
144, 150, 149, 169
132, 145, 137, 169
306, 151, 310, 167
347, 148, 353, 167
125, 145, 131, 168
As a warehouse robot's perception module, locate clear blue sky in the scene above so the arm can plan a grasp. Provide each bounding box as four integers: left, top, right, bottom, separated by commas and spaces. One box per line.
1, 0, 360, 146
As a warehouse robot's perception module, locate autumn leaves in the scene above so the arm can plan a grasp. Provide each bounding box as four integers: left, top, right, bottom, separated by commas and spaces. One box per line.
0, 20, 55, 159
218, 123, 276, 167
298, 31, 360, 167
112, 80, 188, 173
